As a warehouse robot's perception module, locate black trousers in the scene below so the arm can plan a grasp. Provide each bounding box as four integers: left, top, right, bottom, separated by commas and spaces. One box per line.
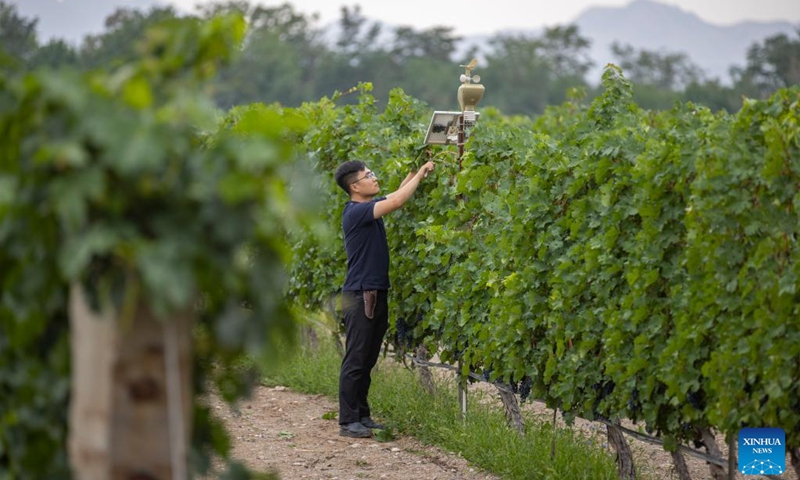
339, 290, 389, 425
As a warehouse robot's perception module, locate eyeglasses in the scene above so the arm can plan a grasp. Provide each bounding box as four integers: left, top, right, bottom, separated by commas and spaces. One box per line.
351, 171, 376, 185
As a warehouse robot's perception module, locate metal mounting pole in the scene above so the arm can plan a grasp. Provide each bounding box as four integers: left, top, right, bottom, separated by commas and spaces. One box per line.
727, 434, 736, 480
457, 114, 465, 170
457, 360, 467, 422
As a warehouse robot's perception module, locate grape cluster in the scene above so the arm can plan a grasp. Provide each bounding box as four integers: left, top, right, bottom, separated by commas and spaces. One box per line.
627, 387, 641, 415
590, 380, 615, 419
518, 377, 532, 402
394, 317, 414, 350
501, 376, 533, 402
592, 380, 615, 398
687, 389, 705, 410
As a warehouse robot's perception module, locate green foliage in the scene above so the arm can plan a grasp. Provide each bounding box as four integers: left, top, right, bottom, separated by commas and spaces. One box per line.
683, 89, 800, 435
286, 66, 800, 455
0, 12, 317, 478
373, 426, 397, 442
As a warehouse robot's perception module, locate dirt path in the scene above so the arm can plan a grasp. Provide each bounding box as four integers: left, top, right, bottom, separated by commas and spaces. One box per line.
208, 379, 798, 480
207, 385, 499, 480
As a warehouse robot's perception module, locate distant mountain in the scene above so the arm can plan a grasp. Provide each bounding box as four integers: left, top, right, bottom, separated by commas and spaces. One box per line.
572, 0, 797, 83
11, 0, 166, 45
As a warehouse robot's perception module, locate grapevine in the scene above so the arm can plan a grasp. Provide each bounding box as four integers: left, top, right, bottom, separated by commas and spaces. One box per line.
287, 69, 800, 455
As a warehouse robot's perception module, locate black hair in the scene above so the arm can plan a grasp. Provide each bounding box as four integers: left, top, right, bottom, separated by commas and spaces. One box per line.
334, 160, 366, 195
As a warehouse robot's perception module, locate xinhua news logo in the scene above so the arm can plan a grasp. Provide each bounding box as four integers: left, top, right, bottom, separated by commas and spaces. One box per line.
739, 428, 785, 476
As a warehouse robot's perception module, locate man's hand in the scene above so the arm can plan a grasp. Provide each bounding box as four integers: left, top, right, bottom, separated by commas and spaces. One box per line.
417, 161, 435, 178
399, 161, 435, 188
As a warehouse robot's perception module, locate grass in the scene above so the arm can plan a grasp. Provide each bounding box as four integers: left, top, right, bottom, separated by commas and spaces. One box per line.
260, 332, 622, 480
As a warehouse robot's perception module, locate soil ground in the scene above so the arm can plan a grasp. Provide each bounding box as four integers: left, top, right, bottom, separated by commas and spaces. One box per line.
207, 384, 498, 480
207, 360, 798, 480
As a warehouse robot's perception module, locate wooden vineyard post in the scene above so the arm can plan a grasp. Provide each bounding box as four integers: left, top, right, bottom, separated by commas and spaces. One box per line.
415, 344, 436, 395
69, 284, 193, 480
727, 434, 736, 480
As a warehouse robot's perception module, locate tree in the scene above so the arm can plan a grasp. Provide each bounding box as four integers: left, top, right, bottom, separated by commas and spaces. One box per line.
682, 79, 740, 113
484, 33, 551, 115
313, 5, 391, 103
391, 25, 460, 63
484, 26, 592, 116
79, 6, 178, 69
207, 2, 327, 107
540, 25, 593, 80
0, 1, 38, 66
335, 4, 382, 61
538, 25, 594, 106
610, 42, 703, 91
382, 25, 461, 107
29, 39, 79, 69
732, 29, 800, 98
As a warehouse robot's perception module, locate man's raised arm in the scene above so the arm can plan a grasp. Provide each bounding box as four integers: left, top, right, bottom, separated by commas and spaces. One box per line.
373, 161, 435, 219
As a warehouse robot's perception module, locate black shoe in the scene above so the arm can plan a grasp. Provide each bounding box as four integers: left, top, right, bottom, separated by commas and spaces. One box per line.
360, 417, 385, 430
339, 422, 372, 438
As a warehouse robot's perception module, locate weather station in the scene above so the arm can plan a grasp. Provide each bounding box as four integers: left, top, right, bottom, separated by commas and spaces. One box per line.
424, 59, 485, 168
422, 60, 485, 420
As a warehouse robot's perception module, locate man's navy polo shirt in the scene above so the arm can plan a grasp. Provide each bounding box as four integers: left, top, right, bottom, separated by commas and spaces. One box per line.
342, 197, 390, 291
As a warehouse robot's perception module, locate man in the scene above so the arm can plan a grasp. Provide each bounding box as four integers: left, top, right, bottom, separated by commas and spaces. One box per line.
333, 159, 435, 438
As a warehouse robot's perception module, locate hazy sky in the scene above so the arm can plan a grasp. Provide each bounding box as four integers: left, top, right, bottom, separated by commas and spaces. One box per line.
170, 0, 800, 34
